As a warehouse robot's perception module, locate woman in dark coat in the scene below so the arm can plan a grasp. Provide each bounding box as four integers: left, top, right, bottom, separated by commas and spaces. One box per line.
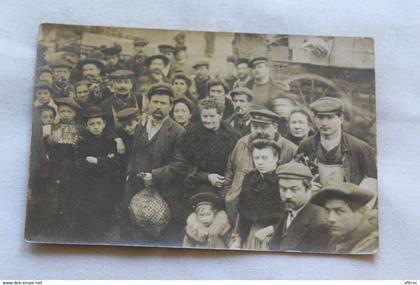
73, 106, 121, 242
235, 139, 284, 250
178, 98, 241, 198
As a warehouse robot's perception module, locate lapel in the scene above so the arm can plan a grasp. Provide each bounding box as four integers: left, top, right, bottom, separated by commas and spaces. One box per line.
281, 204, 316, 248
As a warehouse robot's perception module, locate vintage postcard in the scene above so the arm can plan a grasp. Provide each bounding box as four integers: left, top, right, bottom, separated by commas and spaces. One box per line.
25, 23, 378, 254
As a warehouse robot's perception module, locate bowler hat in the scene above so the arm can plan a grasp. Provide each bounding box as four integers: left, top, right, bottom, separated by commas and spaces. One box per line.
82, 106, 105, 119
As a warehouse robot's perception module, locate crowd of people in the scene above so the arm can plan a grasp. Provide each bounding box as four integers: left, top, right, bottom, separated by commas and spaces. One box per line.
27, 36, 378, 254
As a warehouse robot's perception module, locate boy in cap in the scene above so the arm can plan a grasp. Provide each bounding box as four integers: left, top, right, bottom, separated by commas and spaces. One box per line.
182, 192, 231, 249
269, 161, 325, 252
225, 87, 254, 137
297, 97, 377, 186
231, 139, 284, 250
74, 106, 121, 242
310, 182, 378, 254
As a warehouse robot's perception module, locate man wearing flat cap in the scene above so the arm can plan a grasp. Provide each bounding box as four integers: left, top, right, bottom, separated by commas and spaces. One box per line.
224, 87, 254, 137
232, 58, 252, 89
269, 162, 326, 252
124, 83, 186, 245
223, 108, 297, 224
173, 45, 193, 76
99, 69, 141, 131
245, 56, 288, 109
192, 59, 211, 100
158, 44, 176, 79
127, 38, 149, 78
49, 59, 74, 98
297, 97, 377, 187
207, 78, 235, 120
309, 182, 378, 254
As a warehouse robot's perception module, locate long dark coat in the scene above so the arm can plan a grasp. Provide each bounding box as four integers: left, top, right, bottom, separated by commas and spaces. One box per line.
74, 130, 121, 242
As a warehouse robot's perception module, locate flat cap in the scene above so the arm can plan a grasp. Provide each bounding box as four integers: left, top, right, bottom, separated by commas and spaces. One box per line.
250, 56, 268, 68
173, 45, 187, 55
192, 59, 210, 69
134, 38, 149, 46
189, 192, 223, 210
310, 97, 344, 114
250, 108, 281, 124
235, 58, 250, 66
54, 97, 81, 111
172, 72, 192, 86
110, 69, 135, 80
276, 161, 313, 180
82, 106, 105, 119
158, 44, 175, 52
100, 43, 122, 55
311, 182, 374, 209
230, 87, 253, 100
49, 59, 73, 69
145, 54, 169, 66
116, 107, 140, 122
35, 82, 54, 93
147, 83, 174, 99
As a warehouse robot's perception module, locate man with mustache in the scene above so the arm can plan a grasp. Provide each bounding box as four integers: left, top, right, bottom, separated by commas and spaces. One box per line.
124, 83, 186, 245
225, 87, 254, 137
269, 161, 325, 251
99, 69, 141, 131
297, 97, 377, 186
49, 59, 74, 98
222, 109, 297, 224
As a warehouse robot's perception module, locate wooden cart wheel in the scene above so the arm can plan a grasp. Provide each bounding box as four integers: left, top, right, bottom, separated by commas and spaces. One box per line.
280, 73, 346, 105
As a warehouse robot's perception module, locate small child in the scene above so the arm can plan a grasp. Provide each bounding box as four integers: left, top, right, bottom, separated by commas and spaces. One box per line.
233, 138, 284, 250
37, 105, 56, 138
74, 106, 120, 242
182, 192, 231, 249
43, 97, 81, 239
33, 82, 57, 115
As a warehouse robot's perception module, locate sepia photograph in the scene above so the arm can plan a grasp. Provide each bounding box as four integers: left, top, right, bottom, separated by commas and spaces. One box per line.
25, 23, 378, 255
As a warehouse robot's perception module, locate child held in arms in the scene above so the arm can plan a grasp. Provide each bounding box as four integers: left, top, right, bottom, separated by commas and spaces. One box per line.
74, 106, 121, 242
182, 192, 231, 249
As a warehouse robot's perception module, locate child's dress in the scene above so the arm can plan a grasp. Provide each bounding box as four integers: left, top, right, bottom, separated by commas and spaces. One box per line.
182, 210, 231, 248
